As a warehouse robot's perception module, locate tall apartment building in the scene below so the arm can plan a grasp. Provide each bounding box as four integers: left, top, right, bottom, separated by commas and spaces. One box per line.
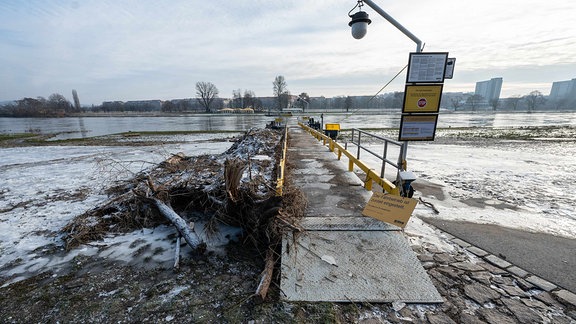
475, 77, 503, 103
549, 78, 576, 101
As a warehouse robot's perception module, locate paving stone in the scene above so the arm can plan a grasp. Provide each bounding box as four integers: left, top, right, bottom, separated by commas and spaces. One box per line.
426, 312, 457, 324
553, 289, 576, 307
477, 308, 517, 324
466, 246, 489, 257
463, 283, 501, 305
422, 261, 436, 269
500, 285, 529, 297
492, 276, 514, 286
533, 291, 563, 308
451, 238, 471, 248
549, 314, 574, 324
507, 265, 529, 278
477, 261, 508, 275
418, 254, 435, 262
459, 313, 485, 324
502, 297, 545, 323
568, 310, 576, 320
452, 261, 485, 272
526, 275, 557, 292
436, 266, 465, 281
469, 271, 492, 286
434, 253, 456, 265
521, 298, 548, 310
429, 269, 458, 289
484, 254, 512, 269
515, 277, 534, 291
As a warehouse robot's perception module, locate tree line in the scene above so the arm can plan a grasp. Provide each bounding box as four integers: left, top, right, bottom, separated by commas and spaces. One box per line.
0, 92, 81, 117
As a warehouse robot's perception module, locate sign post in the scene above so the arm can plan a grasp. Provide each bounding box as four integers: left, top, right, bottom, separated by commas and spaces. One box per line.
399, 52, 450, 142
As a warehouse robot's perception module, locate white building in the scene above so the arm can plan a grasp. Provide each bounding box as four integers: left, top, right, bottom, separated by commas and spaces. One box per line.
549, 78, 576, 101
475, 77, 503, 104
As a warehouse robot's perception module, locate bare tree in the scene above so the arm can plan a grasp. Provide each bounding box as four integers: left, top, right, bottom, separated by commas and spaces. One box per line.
243, 90, 256, 109
273, 75, 287, 111
344, 96, 353, 112
450, 96, 463, 111
232, 89, 242, 108
466, 94, 483, 111
489, 98, 499, 111
524, 90, 545, 112
507, 95, 521, 111
195, 81, 219, 113
47, 93, 72, 114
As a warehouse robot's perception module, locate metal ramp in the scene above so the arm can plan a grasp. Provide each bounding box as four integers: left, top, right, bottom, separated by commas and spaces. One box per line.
280, 217, 443, 303
281, 125, 442, 303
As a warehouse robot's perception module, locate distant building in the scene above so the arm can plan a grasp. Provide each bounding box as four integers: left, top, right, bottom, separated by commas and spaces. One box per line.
549, 78, 576, 101
475, 77, 503, 104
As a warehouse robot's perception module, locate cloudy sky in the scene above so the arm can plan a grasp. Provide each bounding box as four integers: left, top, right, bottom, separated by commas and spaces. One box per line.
1, 0, 575, 105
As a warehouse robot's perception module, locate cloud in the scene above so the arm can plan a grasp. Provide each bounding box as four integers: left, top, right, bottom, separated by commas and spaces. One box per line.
1, 0, 575, 104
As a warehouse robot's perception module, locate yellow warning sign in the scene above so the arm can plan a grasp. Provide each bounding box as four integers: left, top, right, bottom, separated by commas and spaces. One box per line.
402, 84, 443, 113
362, 192, 417, 228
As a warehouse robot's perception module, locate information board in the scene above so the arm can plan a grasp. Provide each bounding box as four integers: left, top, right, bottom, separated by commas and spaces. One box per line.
402, 84, 443, 113
398, 114, 439, 141
406, 52, 449, 83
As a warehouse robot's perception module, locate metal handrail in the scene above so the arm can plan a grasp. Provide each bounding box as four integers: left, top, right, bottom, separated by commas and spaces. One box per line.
347, 129, 407, 179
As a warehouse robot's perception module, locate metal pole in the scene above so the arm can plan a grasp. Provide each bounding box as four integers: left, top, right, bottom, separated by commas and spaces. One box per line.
361, 0, 424, 175
362, 0, 423, 53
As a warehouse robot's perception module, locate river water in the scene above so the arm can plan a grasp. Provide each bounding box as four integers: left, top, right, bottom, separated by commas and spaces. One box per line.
1, 111, 575, 140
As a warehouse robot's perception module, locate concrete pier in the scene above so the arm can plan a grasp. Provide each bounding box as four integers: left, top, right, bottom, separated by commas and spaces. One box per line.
280, 124, 442, 303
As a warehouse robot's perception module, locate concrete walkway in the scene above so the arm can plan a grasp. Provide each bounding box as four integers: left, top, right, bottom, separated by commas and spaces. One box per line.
280, 124, 441, 303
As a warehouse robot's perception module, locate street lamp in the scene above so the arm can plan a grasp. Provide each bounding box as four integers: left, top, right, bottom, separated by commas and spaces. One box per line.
348, 0, 423, 53
348, 0, 424, 196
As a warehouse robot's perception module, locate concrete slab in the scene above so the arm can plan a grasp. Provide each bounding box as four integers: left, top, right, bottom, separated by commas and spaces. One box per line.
280, 230, 443, 303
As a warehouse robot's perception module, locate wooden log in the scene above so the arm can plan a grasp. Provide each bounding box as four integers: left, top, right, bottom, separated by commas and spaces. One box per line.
151, 197, 202, 250
255, 248, 275, 300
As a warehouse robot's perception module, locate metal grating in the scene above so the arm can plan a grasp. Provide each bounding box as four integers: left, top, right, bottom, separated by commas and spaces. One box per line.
299, 216, 399, 231
280, 230, 442, 303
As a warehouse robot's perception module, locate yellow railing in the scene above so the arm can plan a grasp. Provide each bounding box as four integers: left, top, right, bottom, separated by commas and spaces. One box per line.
276, 125, 289, 196
298, 122, 400, 196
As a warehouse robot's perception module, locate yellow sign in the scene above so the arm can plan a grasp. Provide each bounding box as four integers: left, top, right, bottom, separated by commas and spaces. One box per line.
402, 84, 443, 113
362, 192, 417, 228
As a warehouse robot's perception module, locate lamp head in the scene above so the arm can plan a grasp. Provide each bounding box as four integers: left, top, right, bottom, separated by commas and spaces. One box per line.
348, 11, 371, 39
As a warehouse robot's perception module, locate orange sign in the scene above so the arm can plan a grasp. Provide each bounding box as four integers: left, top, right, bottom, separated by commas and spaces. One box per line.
402, 84, 443, 113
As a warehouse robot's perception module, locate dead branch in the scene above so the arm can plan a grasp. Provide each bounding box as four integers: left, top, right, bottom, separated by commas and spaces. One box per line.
150, 197, 202, 250
255, 248, 275, 300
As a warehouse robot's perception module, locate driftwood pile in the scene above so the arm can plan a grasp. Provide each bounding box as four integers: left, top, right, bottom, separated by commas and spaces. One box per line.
62, 128, 306, 298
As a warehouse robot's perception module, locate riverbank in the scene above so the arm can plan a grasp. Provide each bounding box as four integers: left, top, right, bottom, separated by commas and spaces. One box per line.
1, 126, 576, 322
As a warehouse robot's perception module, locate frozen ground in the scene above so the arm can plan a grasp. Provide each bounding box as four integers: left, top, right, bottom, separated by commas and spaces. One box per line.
1, 126, 575, 286
353, 127, 576, 240
0, 133, 238, 285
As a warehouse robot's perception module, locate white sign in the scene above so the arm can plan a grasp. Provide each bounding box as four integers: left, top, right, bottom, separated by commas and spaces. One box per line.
406, 52, 449, 83
444, 58, 456, 79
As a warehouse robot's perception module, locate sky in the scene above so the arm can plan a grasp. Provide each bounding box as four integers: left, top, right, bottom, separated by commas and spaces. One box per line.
1, 0, 575, 105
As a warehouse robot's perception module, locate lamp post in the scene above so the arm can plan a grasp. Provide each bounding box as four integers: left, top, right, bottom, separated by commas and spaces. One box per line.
349, 0, 423, 196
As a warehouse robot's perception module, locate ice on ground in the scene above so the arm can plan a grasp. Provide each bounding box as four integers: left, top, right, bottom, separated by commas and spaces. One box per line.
355, 139, 576, 239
